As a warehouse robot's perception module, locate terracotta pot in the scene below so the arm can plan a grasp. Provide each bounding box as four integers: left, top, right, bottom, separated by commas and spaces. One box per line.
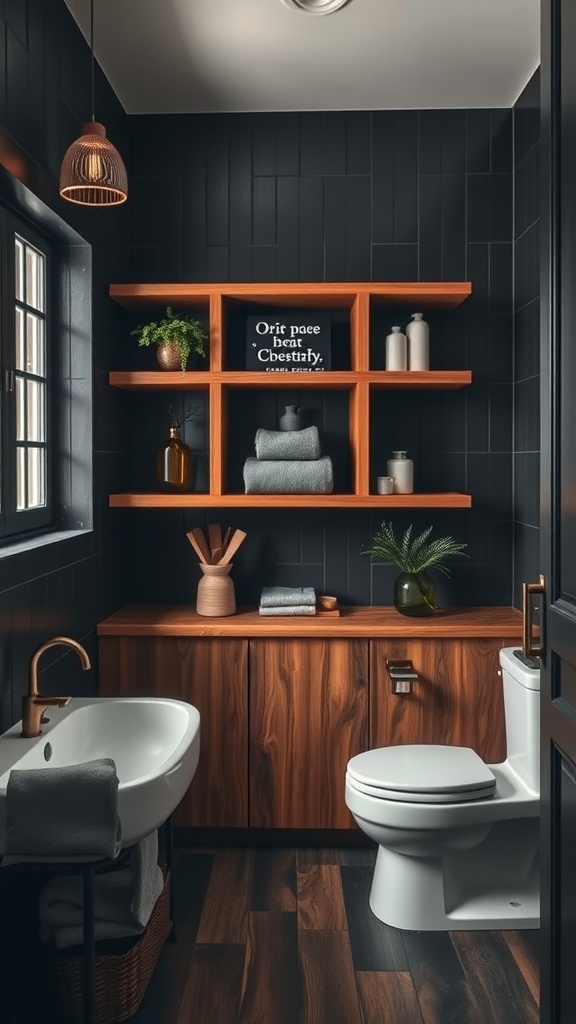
196, 563, 236, 617
156, 340, 185, 371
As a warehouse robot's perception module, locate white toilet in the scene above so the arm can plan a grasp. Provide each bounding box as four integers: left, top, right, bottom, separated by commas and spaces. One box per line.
345, 647, 540, 930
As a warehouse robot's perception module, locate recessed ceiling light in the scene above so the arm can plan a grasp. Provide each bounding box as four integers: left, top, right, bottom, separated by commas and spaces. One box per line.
281, 0, 351, 14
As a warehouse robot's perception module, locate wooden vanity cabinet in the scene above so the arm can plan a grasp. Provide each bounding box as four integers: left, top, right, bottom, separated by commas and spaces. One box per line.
99, 636, 248, 828
249, 638, 368, 829
369, 637, 518, 764
97, 606, 522, 831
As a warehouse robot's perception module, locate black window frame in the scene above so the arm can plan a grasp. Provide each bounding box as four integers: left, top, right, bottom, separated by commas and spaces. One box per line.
0, 208, 54, 540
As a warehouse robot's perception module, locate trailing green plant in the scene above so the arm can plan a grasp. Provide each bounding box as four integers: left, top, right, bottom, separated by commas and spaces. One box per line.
363, 521, 468, 576
131, 306, 207, 371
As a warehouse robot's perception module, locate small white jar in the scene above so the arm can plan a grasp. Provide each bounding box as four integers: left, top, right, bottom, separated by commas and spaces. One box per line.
406, 313, 429, 371
387, 451, 414, 494
385, 326, 407, 371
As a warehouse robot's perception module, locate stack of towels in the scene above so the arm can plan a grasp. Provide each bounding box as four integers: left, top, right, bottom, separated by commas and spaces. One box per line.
259, 586, 316, 616
2, 758, 164, 949
243, 426, 334, 494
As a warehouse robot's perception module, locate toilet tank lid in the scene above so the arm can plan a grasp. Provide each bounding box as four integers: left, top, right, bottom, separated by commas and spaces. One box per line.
499, 647, 541, 690
347, 745, 496, 794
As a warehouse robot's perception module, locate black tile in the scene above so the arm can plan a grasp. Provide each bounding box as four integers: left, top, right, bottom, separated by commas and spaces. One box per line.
229, 116, 253, 246
489, 384, 513, 452
419, 174, 442, 279
490, 173, 512, 243
441, 110, 466, 173
371, 244, 418, 282
323, 112, 347, 175
253, 176, 276, 245
467, 385, 490, 452
371, 111, 394, 243
299, 176, 324, 280
394, 112, 418, 243
276, 112, 300, 175
489, 243, 513, 314
442, 173, 466, 280
491, 108, 513, 171
324, 175, 347, 281
252, 113, 277, 175
346, 176, 371, 280
466, 109, 491, 173
300, 113, 325, 175
467, 175, 490, 244
418, 110, 442, 174
346, 112, 371, 175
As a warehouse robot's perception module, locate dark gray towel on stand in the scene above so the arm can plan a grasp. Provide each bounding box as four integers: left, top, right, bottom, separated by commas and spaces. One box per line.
255, 426, 321, 461
2, 758, 122, 864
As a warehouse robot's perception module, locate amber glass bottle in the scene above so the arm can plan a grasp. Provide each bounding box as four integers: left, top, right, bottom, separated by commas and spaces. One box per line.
157, 427, 192, 491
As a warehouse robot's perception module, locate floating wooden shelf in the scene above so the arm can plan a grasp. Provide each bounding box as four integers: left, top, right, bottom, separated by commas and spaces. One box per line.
108, 370, 472, 391
109, 492, 472, 509
110, 281, 472, 312
109, 280, 473, 510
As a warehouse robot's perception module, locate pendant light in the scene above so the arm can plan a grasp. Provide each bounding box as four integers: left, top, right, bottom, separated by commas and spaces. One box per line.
59, 0, 127, 206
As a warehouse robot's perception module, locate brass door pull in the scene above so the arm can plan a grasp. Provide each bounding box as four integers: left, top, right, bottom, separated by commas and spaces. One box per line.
522, 574, 545, 658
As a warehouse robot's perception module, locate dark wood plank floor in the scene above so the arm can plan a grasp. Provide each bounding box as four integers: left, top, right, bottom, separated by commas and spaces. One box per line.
134, 845, 540, 1024
15, 845, 540, 1024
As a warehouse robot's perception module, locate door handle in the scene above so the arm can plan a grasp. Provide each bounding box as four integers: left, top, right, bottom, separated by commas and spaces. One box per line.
522, 574, 545, 658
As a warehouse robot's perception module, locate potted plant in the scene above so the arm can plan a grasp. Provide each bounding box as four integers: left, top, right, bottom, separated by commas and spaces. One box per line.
131, 306, 207, 371
363, 521, 468, 617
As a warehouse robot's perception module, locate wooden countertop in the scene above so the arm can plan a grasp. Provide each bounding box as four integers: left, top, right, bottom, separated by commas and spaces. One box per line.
97, 605, 523, 639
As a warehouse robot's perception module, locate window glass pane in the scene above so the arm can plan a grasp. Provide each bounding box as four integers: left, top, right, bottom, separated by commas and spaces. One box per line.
15, 237, 24, 302
15, 306, 25, 370
25, 311, 45, 376
16, 447, 26, 510
15, 375, 25, 441
24, 241, 45, 312
27, 448, 45, 508
26, 380, 45, 441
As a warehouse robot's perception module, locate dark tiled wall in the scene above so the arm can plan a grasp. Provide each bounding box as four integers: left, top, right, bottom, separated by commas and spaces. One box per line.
513, 71, 540, 607
121, 109, 515, 608
0, 0, 131, 735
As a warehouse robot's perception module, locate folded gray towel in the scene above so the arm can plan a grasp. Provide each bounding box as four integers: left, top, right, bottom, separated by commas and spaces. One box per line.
2, 758, 121, 865
260, 586, 316, 608
39, 831, 164, 949
259, 605, 316, 616
255, 426, 321, 461
244, 456, 333, 494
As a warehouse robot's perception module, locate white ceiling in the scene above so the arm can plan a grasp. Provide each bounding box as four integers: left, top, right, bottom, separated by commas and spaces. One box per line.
64, 0, 540, 115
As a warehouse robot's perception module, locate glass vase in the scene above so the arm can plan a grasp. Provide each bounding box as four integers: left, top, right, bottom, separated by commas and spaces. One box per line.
393, 570, 436, 617
156, 427, 192, 491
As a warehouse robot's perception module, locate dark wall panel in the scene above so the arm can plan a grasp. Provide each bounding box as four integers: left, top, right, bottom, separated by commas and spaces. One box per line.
0, 0, 131, 744
124, 105, 517, 610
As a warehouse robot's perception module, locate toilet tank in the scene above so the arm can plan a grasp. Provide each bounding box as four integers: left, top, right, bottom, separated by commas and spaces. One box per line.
499, 647, 540, 793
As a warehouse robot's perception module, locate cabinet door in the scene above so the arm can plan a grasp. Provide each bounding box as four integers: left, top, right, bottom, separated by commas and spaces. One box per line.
99, 637, 248, 828
249, 638, 368, 829
370, 638, 515, 764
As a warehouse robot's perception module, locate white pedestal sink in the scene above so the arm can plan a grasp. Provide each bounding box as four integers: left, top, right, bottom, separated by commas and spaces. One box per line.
0, 697, 201, 852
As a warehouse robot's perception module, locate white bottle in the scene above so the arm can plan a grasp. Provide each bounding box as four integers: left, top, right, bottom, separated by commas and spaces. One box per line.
406, 313, 429, 371
385, 326, 407, 371
387, 450, 414, 494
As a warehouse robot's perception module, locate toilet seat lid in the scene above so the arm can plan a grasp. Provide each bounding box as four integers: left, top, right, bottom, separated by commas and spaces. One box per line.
347, 745, 496, 801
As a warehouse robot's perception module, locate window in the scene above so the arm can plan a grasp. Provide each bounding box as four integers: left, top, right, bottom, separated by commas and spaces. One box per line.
0, 210, 53, 538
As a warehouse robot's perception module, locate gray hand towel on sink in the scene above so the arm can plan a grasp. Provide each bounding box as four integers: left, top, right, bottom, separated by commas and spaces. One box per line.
2, 758, 122, 865
243, 456, 333, 494
38, 831, 164, 949
260, 586, 317, 608
255, 426, 321, 461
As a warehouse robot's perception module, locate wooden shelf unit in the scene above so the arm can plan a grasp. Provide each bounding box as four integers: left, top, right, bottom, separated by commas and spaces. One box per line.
109, 281, 473, 509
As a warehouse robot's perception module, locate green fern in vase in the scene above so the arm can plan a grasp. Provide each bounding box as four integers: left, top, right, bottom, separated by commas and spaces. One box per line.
363, 521, 468, 616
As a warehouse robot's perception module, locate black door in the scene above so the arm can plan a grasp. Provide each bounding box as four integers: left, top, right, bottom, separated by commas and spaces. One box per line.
540, 1, 576, 1020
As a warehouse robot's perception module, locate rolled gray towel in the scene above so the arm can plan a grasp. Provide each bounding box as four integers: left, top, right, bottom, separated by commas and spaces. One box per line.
244, 456, 333, 494
260, 586, 316, 608
2, 758, 121, 864
259, 605, 316, 616
255, 426, 321, 461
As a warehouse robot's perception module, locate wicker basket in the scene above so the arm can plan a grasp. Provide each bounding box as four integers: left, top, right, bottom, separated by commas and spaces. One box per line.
49, 869, 171, 1024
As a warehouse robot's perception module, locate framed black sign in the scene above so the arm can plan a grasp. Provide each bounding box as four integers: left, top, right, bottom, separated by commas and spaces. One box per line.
246, 312, 331, 371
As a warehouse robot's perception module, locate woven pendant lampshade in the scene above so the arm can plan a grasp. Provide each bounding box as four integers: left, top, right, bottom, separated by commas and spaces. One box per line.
59, 0, 127, 207
60, 121, 127, 206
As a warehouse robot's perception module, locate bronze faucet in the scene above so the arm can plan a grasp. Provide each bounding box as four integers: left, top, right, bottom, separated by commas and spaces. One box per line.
21, 636, 91, 738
